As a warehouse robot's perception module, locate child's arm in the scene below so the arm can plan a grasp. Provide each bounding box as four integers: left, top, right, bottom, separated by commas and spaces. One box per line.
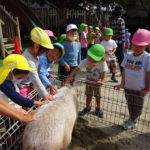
111, 48, 116, 54
97, 72, 107, 85
66, 67, 80, 82
140, 72, 150, 96
0, 98, 37, 122
114, 70, 125, 90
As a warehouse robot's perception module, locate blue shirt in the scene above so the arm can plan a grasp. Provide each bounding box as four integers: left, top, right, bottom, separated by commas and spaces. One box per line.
60, 41, 81, 67
0, 80, 34, 107
38, 54, 54, 87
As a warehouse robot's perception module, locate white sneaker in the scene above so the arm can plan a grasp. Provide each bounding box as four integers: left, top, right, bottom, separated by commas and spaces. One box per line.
123, 120, 138, 130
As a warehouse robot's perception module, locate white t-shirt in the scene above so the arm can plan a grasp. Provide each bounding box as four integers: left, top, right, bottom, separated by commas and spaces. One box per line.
78, 59, 108, 81
101, 39, 117, 61
121, 51, 150, 91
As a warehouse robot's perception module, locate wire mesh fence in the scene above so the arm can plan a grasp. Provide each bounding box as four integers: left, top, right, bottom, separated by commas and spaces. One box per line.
76, 80, 150, 137
0, 89, 42, 150
0, 80, 150, 149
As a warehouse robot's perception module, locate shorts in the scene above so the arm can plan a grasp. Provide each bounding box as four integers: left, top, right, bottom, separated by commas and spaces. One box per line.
59, 65, 77, 82
107, 59, 117, 68
85, 83, 101, 98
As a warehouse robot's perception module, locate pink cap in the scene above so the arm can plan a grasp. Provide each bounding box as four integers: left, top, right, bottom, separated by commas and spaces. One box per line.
45, 30, 54, 37
132, 29, 150, 46
102, 26, 108, 32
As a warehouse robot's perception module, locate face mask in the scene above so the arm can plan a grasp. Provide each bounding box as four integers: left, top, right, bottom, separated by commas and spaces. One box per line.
12, 74, 22, 85
68, 36, 76, 41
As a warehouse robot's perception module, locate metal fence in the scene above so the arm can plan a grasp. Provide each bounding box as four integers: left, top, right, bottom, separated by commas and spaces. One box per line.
0, 89, 42, 150
0, 81, 150, 149
76, 80, 150, 136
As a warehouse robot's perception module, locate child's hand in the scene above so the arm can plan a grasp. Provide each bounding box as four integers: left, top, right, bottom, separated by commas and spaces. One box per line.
19, 110, 38, 123
15, 108, 28, 115
44, 94, 56, 101
34, 100, 49, 106
64, 64, 70, 72
114, 84, 124, 90
96, 81, 104, 85
140, 90, 149, 96
48, 84, 58, 95
66, 76, 73, 82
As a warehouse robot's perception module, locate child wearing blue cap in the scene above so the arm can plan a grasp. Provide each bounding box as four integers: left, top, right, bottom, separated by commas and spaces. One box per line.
38, 43, 64, 95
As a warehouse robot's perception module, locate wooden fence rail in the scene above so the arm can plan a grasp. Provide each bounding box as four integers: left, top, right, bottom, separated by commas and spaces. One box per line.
31, 8, 110, 28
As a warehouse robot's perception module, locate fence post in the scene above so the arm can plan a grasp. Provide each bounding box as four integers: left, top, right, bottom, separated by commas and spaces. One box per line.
16, 17, 22, 50
0, 19, 5, 58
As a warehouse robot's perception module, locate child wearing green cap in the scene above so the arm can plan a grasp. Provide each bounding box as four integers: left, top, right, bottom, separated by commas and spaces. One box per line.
101, 28, 118, 83
66, 44, 108, 117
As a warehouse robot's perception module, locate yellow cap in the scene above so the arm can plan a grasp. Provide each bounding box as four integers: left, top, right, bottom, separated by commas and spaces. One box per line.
31, 27, 54, 49
95, 27, 100, 31
0, 54, 36, 85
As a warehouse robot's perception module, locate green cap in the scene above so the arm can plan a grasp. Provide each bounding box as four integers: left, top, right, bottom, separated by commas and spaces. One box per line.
59, 34, 66, 43
79, 23, 87, 33
104, 28, 113, 35
88, 44, 105, 61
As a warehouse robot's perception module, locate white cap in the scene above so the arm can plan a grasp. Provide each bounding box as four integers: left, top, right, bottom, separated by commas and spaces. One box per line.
66, 24, 78, 32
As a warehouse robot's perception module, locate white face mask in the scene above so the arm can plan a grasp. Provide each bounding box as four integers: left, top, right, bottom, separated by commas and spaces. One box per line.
12, 74, 22, 85
68, 36, 76, 41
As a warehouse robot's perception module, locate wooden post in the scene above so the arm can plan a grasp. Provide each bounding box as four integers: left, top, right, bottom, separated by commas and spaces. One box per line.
0, 19, 5, 58
16, 17, 22, 50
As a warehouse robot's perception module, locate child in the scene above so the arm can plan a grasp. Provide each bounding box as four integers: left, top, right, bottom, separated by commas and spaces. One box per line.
101, 28, 118, 82
38, 43, 65, 95
59, 24, 81, 86
0, 54, 47, 108
80, 23, 88, 60
94, 27, 102, 44
115, 29, 150, 129
45, 29, 57, 43
124, 28, 131, 56
59, 34, 66, 43
87, 25, 95, 48
66, 44, 108, 118
19, 27, 55, 101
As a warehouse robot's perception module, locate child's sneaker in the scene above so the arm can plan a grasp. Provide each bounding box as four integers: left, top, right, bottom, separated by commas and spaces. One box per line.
123, 120, 138, 130
79, 107, 91, 116
111, 77, 118, 83
95, 108, 104, 118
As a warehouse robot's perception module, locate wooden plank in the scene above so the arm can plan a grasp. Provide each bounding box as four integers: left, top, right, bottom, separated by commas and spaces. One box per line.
2, 38, 8, 43
5, 49, 15, 54
4, 44, 15, 49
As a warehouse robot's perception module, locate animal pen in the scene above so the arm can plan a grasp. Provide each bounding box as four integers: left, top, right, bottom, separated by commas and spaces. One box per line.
0, 81, 150, 150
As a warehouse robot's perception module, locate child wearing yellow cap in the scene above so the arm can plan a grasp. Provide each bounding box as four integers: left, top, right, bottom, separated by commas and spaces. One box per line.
0, 54, 47, 108
66, 44, 108, 118
18, 27, 55, 101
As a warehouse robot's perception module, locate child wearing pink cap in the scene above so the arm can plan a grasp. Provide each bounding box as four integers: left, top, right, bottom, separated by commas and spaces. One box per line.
115, 29, 150, 130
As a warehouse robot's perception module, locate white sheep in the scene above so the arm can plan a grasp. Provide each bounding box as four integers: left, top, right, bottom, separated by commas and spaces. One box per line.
23, 86, 77, 150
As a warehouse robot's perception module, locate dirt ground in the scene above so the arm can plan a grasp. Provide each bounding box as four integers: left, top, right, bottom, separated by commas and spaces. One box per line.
52, 64, 150, 150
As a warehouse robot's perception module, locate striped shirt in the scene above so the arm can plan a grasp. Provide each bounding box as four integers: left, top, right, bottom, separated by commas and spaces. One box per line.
110, 17, 125, 44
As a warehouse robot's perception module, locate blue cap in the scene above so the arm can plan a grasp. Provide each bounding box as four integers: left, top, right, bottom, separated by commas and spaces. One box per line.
89, 25, 93, 29
53, 42, 65, 56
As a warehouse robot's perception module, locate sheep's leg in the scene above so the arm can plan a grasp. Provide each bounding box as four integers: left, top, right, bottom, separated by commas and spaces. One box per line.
60, 129, 72, 150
